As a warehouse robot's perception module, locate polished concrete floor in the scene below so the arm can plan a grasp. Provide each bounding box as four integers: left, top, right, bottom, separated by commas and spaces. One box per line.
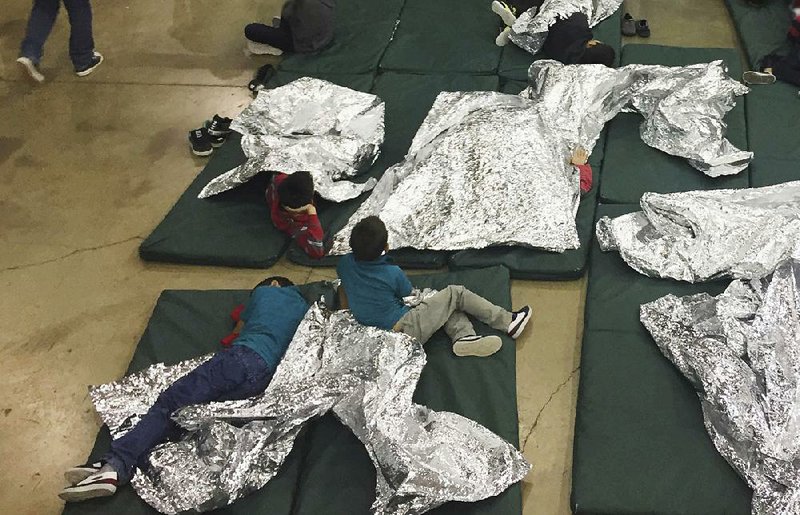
0, 1, 740, 514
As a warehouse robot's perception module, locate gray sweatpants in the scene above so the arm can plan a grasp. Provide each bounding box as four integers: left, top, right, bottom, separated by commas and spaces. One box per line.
395, 285, 512, 344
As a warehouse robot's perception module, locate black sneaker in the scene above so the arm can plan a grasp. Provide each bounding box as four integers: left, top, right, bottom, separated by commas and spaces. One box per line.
188, 127, 213, 156
64, 462, 104, 485
209, 132, 226, 148
206, 115, 232, 136
75, 51, 104, 77
59, 470, 118, 502
248, 64, 277, 94
508, 306, 533, 339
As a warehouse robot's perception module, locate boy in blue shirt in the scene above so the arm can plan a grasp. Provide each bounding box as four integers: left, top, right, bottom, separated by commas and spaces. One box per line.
58, 276, 309, 503
337, 217, 533, 357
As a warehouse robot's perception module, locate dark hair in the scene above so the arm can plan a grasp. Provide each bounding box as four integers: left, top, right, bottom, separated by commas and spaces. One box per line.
254, 276, 294, 290
350, 216, 388, 262
579, 43, 616, 67
277, 171, 315, 209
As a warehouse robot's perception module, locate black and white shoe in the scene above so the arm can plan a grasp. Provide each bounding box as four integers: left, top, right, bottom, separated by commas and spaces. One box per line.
452, 335, 503, 357
59, 470, 118, 502
75, 51, 104, 77
64, 462, 104, 485
206, 115, 232, 136
189, 127, 213, 156
208, 132, 226, 148
508, 306, 532, 339
16, 56, 45, 83
248, 64, 276, 94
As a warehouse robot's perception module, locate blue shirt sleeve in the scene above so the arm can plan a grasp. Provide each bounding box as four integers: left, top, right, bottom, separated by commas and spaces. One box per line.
395, 268, 413, 297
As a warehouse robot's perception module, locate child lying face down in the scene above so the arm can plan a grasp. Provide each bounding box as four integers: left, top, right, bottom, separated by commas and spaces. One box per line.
492, 0, 616, 67
59, 277, 309, 503
336, 217, 534, 358
267, 171, 327, 259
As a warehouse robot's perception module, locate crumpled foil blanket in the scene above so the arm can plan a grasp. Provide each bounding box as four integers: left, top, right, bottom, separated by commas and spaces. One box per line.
597, 181, 800, 282
198, 77, 385, 203
89, 304, 530, 514
641, 258, 800, 514
509, 0, 624, 56
328, 60, 749, 255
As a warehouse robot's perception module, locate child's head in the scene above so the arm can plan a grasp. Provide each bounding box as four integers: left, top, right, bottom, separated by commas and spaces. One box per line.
580, 41, 615, 67
350, 216, 388, 262
254, 276, 294, 291
278, 171, 315, 209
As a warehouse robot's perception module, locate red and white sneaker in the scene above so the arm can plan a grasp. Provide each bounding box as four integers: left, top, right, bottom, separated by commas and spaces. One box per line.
59, 470, 118, 502
64, 461, 104, 485
508, 306, 533, 339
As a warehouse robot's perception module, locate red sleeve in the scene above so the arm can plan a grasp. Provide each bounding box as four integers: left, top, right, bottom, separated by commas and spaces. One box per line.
576, 164, 592, 194
290, 212, 326, 259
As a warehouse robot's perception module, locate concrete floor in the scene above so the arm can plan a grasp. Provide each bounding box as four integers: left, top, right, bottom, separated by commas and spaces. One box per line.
0, 0, 740, 514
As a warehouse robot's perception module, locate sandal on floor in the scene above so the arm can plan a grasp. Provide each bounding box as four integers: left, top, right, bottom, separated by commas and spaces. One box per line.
636, 19, 650, 38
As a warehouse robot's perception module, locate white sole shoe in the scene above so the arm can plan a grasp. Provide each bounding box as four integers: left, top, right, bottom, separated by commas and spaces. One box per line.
452, 335, 503, 357
16, 57, 45, 83
496, 27, 511, 47
246, 39, 283, 56
491, 0, 517, 26
742, 70, 776, 85
59, 471, 118, 502
75, 52, 103, 77
508, 306, 533, 339
64, 464, 102, 485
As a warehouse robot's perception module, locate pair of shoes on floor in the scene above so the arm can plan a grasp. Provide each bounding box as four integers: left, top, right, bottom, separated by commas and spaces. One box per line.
59, 462, 118, 502
622, 13, 649, 37
248, 63, 277, 95
15, 51, 103, 83
188, 115, 233, 157
452, 306, 533, 357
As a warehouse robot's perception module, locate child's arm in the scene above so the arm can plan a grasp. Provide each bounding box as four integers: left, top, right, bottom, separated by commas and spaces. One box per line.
290, 206, 326, 259
569, 146, 593, 194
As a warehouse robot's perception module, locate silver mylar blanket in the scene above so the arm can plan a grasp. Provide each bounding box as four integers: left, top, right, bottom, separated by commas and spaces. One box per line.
329, 60, 749, 255
89, 304, 530, 514
198, 77, 385, 203
509, 0, 623, 56
641, 258, 800, 514
597, 181, 800, 282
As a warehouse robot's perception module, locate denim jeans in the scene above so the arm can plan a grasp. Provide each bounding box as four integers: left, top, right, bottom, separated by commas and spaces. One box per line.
103, 345, 272, 484
19, 0, 95, 69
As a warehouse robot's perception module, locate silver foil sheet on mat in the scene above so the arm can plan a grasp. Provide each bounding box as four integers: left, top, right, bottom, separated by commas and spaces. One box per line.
89, 304, 530, 514
509, 0, 623, 56
641, 259, 800, 514
329, 60, 748, 255
597, 181, 800, 282
198, 77, 384, 203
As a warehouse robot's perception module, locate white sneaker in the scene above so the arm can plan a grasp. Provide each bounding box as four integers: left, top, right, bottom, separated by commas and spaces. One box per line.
246, 39, 283, 56
508, 306, 533, 339
59, 470, 118, 502
496, 26, 512, 47
452, 335, 503, 357
16, 57, 45, 83
64, 461, 104, 485
491, 0, 518, 26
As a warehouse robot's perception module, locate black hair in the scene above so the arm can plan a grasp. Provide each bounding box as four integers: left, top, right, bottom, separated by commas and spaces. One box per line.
254, 276, 294, 290
579, 43, 616, 67
349, 216, 388, 262
277, 171, 315, 209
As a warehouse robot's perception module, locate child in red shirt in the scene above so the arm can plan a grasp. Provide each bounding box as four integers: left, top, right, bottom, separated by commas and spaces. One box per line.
266, 171, 326, 259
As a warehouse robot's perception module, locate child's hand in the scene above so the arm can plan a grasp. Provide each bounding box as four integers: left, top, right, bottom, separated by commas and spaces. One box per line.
570, 146, 589, 166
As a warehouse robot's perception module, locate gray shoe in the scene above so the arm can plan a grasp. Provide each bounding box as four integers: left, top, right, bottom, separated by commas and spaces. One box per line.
452, 335, 502, 357
743, 70, 776, 85
621, 13, 636, 36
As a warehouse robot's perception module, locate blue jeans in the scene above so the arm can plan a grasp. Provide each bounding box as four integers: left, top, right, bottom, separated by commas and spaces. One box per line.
104, 345, 272, 484
19, 0, 95, 69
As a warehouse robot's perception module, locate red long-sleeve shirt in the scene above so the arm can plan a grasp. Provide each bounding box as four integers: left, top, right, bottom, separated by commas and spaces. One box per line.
576, 163, 592, 194
266, 173, 326, 259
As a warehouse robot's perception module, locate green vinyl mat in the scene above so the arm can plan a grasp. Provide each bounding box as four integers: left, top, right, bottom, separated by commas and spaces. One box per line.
599, 45, 750, 204
63, 266, 521, 515
571, 203, 752, 514
723, 0, 792, 68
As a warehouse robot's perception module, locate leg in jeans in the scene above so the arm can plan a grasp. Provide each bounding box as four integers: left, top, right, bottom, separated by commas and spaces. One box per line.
103, 346, 271, 484
396, 285, 512, 344
19, 0, 61, 64
63, 0, 95, 69
772, 47, 800, 87
244, 22, 294, 51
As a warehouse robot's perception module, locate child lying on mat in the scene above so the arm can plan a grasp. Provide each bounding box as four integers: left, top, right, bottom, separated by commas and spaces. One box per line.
492, 0, 616, 67
743, 0, 800, 87
336, 217, 534, 358
267, 171, 327, 259
244, 0, 335, 56
58, 276, 308, 503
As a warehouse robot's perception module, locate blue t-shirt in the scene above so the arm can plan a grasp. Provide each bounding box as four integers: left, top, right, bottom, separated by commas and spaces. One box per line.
234, 286, 309, 371
336, 253, 412, 330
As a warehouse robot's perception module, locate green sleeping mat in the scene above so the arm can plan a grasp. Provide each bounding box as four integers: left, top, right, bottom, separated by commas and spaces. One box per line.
277, 0, 405, 75
379, 0, 503, 73
746, 81, 800, 186
599, 45, 750, 204
291, 265, 522, 515
571, 203, 752, 514
723, 0, 792, 68
286, 72, 501, 269
63, 267, 522, 515
138, 73, 376, 269
497, 9, 622, 82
